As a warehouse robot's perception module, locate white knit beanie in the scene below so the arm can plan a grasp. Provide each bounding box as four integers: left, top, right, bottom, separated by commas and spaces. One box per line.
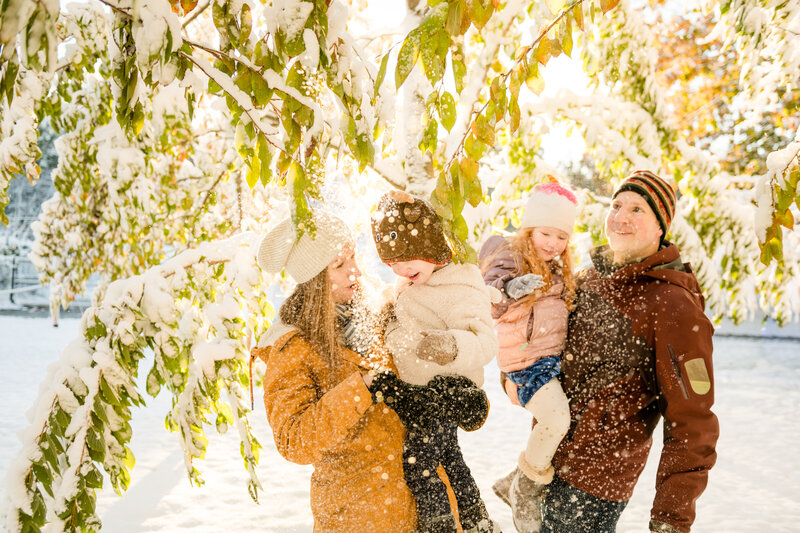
520, 180, 578, 235
257, 212, 351, 284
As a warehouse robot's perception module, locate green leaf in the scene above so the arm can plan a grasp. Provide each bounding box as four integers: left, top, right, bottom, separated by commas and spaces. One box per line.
446, 0, 464, 35
355, 134, 375, 172
252, 74, 273, 107
468, 0, 493, 29
32, 462, 53, 488
99, 377, 119, 406
1, 59, 19, 105
434, 171, 450, 204
374, 52, 390, 98
395, 30, 421, 89
438, 91, 457, 131
419, 31, 446, 85
86, 428, 106, 462
470, 114, 495, 146
431, 194, 454, 220
787, 169, 800, 190
31, 489, 46, 524
146, 366, 162, 396
464, 134, 487, 160
419, 118, 439, 156
238, 3, 252, 47
776, 186, 794, 211
258, 135, 273, 186
452, 56, 467, 94
451, 213, 469, 241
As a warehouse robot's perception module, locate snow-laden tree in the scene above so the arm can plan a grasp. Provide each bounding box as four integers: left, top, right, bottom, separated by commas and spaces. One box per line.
2, 0, 800, 530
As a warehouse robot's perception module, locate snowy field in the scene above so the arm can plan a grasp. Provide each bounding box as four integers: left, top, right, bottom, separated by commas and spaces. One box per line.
1, 315, 799, 532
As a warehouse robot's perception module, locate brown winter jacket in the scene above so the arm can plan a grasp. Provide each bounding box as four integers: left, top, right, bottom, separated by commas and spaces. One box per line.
261, 329, 416, 532
553, 243, 719, 533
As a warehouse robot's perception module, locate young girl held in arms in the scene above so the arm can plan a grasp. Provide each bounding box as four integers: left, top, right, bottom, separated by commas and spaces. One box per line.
479, 178, 578, 532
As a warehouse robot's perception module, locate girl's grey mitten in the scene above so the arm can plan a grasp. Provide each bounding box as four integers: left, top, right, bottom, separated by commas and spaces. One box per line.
504, 273, 545, 299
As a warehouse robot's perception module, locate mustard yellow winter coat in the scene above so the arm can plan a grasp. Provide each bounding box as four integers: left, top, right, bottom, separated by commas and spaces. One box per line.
261, 329, 417, 532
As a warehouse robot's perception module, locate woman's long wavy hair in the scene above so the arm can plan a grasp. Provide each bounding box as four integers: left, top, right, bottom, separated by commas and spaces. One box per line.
279, 268, 342, 370
484, 227, 576, 310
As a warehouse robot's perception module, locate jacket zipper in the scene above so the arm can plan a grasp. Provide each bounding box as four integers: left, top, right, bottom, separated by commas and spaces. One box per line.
668, 344, 690, 400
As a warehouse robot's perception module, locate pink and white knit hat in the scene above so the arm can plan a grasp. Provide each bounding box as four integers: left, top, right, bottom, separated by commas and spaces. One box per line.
520, 177, 578, 235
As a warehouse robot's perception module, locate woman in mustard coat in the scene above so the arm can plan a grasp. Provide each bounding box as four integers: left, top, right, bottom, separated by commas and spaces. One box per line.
253, 212, 423, 532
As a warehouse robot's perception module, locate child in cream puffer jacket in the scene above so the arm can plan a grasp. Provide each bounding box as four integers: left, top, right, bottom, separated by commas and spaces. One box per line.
372, 190, 500, 533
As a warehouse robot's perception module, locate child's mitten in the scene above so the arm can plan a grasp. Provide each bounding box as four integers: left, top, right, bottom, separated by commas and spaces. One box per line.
416, 331, 458, 365
368, 371, 443, 433
428, 375, 489, 431
504, 273, 545, 299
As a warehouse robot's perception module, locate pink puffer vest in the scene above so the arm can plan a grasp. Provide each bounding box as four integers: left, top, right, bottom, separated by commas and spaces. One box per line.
494, 279, 568, 372
479, 235, 569, 373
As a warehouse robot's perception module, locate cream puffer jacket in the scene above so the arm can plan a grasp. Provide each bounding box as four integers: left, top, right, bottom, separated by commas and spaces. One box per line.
384, 262, 499, 387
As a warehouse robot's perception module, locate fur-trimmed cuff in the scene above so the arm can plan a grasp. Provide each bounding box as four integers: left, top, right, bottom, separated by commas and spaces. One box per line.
649, 519, 682, 533
517, 452, 554, 485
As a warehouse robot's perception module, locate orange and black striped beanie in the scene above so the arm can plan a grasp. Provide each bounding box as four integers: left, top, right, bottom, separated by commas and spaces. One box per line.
613, 170, 676, 236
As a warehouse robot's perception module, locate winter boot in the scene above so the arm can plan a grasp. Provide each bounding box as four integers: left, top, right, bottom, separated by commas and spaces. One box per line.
508, 453, 552, 533
491, 466, 519, 508
459, 500, 502, 533
419, 513, 458, 533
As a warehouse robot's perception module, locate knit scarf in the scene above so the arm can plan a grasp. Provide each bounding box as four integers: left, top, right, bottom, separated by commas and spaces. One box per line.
335, 303, 373, 356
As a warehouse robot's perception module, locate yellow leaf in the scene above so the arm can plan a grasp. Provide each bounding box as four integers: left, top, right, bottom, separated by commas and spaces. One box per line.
601, 0, 621, 14
535, 38, 551, 66
572, 4, 584, 31
777, 209, 794, 230
544, 0, 565, 16
525, 64, 545, 95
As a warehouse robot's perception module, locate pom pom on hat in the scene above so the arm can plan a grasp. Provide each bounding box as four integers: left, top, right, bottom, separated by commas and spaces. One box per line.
257, 211, 351, 284
520, 177, 578, 235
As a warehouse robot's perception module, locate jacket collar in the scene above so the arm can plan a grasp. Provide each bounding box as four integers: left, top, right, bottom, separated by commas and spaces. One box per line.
591, 241, 683, 279
259, 318, 299, 350
589, 241, 702, 299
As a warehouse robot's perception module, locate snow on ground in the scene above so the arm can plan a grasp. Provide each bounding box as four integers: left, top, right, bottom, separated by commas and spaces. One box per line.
1, 315, 799, 532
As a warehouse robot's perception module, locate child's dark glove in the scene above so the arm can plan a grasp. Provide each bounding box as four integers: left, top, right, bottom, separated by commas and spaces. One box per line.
368, 371, 443, 434
427, 375, 489, 431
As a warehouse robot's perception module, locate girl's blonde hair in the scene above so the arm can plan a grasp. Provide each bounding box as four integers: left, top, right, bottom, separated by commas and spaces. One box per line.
279, 268, 342, 370
489, 227, 576, 309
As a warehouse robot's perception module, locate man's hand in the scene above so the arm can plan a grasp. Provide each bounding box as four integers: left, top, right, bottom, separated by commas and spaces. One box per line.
416, 331, 458, 365
649, 520, 681, 533
504, 273, 545, 299
504, 378, 521, 406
